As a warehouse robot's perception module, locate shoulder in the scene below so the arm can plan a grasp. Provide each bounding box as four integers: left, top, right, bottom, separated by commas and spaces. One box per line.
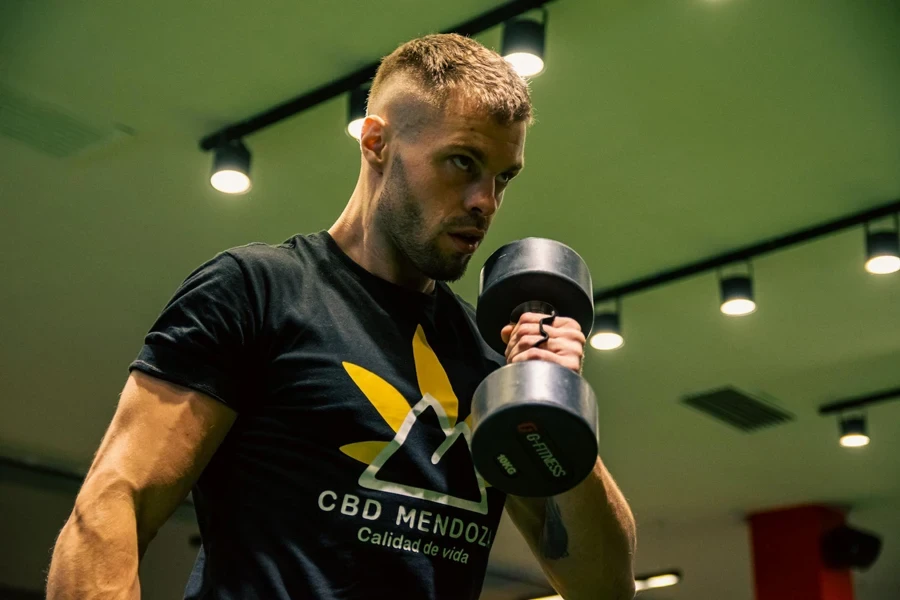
223, 233, 303, 268
189, 232, 326, 316
222, 232, 324, 279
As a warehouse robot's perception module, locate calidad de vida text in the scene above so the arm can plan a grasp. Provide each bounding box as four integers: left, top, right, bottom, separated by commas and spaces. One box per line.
317, 490, 496, 564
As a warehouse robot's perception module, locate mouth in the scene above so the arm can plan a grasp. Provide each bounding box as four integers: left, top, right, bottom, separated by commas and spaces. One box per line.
447, 231, 484, 253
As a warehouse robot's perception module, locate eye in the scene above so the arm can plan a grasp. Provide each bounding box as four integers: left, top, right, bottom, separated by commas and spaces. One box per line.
451, 155, 475, 172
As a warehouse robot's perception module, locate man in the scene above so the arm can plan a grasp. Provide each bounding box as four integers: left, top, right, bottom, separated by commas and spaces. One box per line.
47, 33, 636, 599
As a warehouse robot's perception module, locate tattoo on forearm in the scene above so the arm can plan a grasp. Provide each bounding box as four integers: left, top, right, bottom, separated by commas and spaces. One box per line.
540, 498, 569, 559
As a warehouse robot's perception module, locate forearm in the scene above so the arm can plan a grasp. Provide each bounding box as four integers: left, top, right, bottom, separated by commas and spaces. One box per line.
507, 456, 636, 600
47, 478, 144, 600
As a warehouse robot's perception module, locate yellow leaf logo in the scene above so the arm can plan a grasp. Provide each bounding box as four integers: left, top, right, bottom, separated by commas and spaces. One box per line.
340, 325, 488, 514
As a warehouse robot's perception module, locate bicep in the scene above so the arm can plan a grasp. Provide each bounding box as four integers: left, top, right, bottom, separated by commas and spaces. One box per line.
81, 370, 237, 542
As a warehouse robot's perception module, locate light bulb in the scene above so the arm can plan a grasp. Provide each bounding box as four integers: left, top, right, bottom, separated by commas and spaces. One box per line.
210, 169, 251, 194
840, 433, 870, 448
501, 18, 546, 77
865, 254, 900, 275
347, 118, 365, 140
504, 53, 544, 77
720, 298, 757, 316
633, 571, 682, 593
590, 332, 624, 351
210, 140, 252, 194
720, 275, 756, 316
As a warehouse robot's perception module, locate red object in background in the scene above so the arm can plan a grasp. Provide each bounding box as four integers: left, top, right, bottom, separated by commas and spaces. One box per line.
748, 505, 855, 600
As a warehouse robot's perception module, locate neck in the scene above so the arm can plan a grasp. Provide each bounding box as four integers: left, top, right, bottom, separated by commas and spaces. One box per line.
328, 171, 436, 295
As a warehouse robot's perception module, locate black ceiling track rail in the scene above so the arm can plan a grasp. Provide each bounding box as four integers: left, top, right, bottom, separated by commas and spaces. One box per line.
818, 386, 900, 416
593, 198, 900, 303
198, 0, 558, 152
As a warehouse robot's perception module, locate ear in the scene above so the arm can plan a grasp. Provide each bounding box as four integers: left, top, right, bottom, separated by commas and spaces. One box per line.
360, 115, 388, 175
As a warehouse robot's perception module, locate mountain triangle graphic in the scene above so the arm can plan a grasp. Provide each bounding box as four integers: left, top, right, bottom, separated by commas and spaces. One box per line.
357, 393, 489, 514
373, 404, 482, 503
341, 324, 490, 515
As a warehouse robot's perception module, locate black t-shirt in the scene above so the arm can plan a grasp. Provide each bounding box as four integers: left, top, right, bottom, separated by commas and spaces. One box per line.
128, 231, 508, 600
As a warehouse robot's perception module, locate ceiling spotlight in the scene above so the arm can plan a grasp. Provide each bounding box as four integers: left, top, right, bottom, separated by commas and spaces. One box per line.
589, 311, 624, 351
347, 86, 368, 140
720, 273, 756, 316
635, 570, 682, 592
839, 416, 869, 448
210, 139, 251, 194
864, 219, 900, 275
501, 14, 546, 77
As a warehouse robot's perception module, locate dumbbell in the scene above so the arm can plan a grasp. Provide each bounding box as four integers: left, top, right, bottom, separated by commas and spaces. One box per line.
470, 238, 599, 497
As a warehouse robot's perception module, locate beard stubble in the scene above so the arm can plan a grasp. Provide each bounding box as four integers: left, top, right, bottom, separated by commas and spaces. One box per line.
375, 155, 473, 283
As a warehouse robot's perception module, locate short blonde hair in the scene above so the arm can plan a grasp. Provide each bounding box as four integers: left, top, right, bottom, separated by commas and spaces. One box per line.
369, 33, 533, 126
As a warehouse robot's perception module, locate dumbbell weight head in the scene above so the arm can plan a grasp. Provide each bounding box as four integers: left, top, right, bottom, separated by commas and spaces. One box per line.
471, 238, 599, 496
471, 360, 599, 497
477, 238, 595, 354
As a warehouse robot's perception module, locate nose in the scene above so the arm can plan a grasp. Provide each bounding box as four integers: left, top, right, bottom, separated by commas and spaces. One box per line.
464, 178, 499, 218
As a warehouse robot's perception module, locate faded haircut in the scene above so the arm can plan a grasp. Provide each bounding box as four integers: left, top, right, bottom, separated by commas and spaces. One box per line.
368, 33, 534, 126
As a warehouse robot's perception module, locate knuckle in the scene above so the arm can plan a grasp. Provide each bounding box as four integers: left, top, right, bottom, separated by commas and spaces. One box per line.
524, 348, 543, 361
521, 337, 542, 352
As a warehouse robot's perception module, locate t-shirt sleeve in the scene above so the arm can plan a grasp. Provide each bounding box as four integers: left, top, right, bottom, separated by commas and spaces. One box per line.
128, 251, 261, 412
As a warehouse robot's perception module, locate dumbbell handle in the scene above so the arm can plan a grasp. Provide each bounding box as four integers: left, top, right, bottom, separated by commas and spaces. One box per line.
510, 301, 556, 325
509, 301, 557, 351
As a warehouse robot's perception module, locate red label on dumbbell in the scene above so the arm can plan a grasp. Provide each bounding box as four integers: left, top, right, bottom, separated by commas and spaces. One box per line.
516, 423, 568, 479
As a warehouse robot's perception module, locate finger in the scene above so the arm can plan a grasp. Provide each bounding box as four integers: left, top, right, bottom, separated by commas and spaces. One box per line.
507, 332, 548, 360
515, 334, 553, 353
500, 324, 514, 345
506, 323, 527, 353
509, 335, 584, 362
509, 347, 556, 363
553, 316, 582, 332
507, 324, 545, 355
510, 323, 587, 346
509, 347, 581, 371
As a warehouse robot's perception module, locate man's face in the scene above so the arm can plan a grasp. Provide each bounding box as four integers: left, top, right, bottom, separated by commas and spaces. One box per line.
375, 96, 526, 283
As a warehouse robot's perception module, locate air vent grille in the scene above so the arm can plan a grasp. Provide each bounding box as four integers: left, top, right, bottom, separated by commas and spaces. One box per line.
682, 386, 794, 432
0, 82, 128, 158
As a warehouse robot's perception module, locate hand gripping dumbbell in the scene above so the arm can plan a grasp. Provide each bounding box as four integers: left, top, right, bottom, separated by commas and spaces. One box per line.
470, 238, 599, 497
